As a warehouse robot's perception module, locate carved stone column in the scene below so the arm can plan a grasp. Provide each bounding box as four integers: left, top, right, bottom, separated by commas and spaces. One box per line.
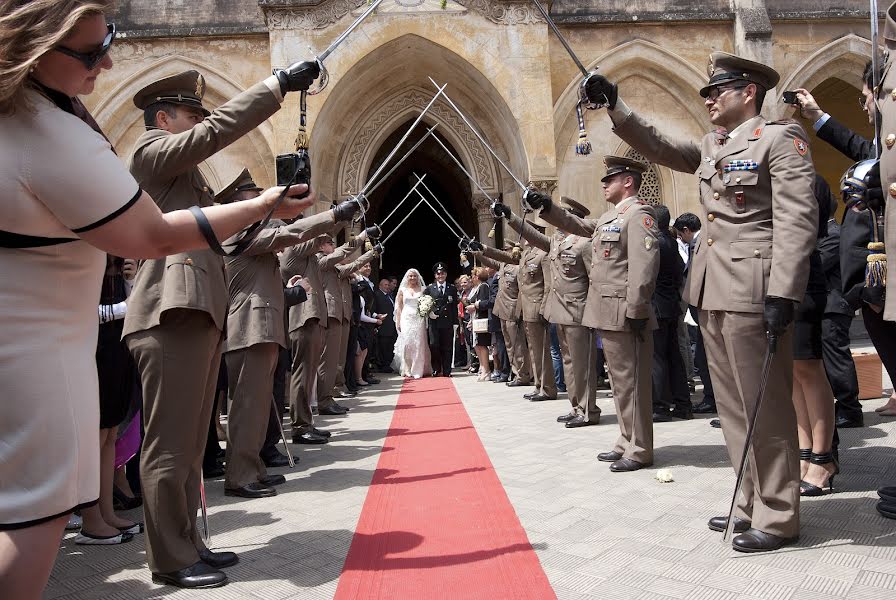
472, 194, 494, 241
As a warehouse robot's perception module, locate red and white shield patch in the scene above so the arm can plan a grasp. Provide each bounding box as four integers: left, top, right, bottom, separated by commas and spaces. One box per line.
794, 138, 809, 156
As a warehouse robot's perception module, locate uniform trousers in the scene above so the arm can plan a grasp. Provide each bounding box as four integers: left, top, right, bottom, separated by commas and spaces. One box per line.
224, 343, 278, 488
557, 324, 599, 421
700, 310, 799, 538
689, 306, 716, 406
318, 317, 348, 408
821, 313, 861, 422
289, 319, 323, 431
501, 318, 531, 382
601, 329, 654, 464
261, 347, 290, 457
523, 319, 557, 398
125, 309, 223, 573
862, 306, 896, 394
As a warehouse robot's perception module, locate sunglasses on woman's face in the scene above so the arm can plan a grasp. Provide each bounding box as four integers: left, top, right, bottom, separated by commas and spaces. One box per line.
54, 23, 116, 70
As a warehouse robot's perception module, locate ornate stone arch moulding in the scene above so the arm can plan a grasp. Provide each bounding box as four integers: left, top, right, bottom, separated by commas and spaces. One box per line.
338, 85, 500, 198
260, 0, 543, 29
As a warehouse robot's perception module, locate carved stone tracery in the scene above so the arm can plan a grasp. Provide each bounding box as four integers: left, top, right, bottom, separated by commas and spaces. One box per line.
261, 0, 543, 29
340, 87, 498, 197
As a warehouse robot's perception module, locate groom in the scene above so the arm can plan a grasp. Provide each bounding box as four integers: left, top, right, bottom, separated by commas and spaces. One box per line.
424, 262, 458, 377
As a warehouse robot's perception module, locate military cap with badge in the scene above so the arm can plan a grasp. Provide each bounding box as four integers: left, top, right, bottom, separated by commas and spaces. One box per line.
133, 70, 211, 118
214, 169, 263, 205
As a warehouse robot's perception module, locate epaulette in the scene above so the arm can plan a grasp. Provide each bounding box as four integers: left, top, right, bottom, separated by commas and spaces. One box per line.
765, 118, 799, 126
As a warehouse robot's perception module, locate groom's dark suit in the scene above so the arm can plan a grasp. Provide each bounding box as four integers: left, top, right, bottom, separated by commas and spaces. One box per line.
424, 281, 458, 376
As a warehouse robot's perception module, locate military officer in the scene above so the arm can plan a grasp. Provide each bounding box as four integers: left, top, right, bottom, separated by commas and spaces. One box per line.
528, 162, 658, 448
123, 62, 320, 588
584, 52, 817, 551
280, 229, 357, 445
879, 3, 896, 324
500, 213, 557, 401
217, 170, 344, 499
468, 240, 532, 386
423, 262, 459, 376
316, 227, 379, 414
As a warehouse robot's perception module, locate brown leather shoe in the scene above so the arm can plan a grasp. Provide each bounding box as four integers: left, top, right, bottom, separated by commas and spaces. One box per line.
609, 458, 649, 472
732, 528, 797, 553
707, 516, 751, 533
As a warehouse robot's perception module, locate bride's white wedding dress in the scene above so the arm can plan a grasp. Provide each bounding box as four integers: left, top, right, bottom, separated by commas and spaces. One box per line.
393, 289, 431, 379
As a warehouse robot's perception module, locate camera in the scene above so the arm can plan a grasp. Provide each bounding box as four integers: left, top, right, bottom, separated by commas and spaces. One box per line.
782, 91, 800, 106
276, 150, 311, 198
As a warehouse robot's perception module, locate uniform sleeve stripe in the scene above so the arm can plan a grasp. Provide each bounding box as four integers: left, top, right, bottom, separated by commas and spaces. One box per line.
0, 230, 79, 248
71, 186, 142, 234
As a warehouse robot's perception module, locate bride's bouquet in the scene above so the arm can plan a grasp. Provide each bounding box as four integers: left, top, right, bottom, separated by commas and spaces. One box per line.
417, 294, 435, 318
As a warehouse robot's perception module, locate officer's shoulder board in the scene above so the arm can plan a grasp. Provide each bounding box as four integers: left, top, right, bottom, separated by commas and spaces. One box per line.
765, 119, 811, 157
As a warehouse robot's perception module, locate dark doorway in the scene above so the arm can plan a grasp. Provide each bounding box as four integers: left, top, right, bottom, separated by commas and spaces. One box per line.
365, 119, 477, 285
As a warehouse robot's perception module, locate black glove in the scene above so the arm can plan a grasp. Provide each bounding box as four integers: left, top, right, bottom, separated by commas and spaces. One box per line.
333, 199, 359, 222
523, 189, 551, 211
626, 317, 648, 341
763, 296, 795, 336
468, 240, 484, 252
583, 73, 618, 110
373, 242, 384, 255
491, 202, 511, 219
273, 60, 321, 94
865, 159, 884, 210
364, 224, 382, 239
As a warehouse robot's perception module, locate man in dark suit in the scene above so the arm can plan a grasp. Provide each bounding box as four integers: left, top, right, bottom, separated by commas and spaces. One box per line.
373, 277, 397, 372
650, 206, 690, 421
817, 187, 863, 427
424, 262, 458, 376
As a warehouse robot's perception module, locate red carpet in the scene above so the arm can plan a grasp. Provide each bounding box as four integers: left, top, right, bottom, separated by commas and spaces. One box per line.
334, 376, 556, 600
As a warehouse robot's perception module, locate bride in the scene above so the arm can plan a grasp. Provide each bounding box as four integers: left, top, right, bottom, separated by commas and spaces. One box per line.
393, 268, 431, 379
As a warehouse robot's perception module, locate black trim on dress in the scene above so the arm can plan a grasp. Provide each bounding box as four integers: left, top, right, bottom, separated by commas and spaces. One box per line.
0, 498, 99, 531
0, 230, 78, 248
72, 186, 142, 233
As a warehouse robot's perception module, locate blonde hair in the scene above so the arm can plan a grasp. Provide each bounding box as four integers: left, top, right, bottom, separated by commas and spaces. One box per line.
0, 0, 114, 115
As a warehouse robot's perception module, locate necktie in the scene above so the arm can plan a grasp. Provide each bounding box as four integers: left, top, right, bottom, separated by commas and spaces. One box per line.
439, 284, 444, 295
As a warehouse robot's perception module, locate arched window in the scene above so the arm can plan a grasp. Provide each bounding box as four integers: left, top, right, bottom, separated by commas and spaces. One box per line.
623, 148, 662, 206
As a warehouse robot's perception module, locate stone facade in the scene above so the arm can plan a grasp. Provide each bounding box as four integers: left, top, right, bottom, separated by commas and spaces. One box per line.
91, 0, 878, 225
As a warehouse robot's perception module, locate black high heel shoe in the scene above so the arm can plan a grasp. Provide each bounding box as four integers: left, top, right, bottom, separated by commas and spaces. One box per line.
800, 451, 836, 496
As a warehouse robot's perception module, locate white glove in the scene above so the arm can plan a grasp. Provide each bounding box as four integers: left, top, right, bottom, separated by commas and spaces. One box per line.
429, 312, 438, 319
99, 301, 127, 323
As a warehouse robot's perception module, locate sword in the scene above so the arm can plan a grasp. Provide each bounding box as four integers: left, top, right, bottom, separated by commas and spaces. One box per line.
272, 396, 295, 468
305, 0, 386, 95
381, 193, 428, 245
380, 175, 427, 226
365, 126, 438, 197
723, 333, 778, 543
198, 469, 211, 546
428, 133, 500, 204
412, 187, 468, 239
871, 0, 882, 158
412, 173, 469, 238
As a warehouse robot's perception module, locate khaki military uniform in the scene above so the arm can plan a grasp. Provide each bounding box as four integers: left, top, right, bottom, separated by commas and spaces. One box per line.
476, 246, 532, 383
545, 198, 659, 455
507, 213, 556, 399
536, 204, 601, 423
879, 5, 896, 322
610, 106, 817, 536
223, 211, 334, 489
280, 230, 340, 433
123, 76, 283, 573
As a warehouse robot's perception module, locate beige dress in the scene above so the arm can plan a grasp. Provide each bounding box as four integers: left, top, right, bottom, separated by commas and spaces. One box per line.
0, 89, 140, 528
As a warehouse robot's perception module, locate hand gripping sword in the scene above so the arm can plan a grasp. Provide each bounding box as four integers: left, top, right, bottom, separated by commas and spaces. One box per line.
305, 0, 386, 95
722, 333, 778, 543
528, 0, 601, 154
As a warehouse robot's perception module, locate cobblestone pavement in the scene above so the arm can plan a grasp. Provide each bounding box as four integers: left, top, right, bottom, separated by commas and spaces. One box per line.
47, 373, 896, 600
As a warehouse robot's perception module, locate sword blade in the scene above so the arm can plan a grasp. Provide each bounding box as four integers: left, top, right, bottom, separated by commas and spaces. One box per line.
318, 0, 386, 63
382, 193, 427, 245
413, 188, 467, 238
429, 133, 499, 204
723, 333, 777, 542
871, 0, 882, 159
359, 84, 447, 196
381, 175, 427, 227
272, 396, 295, 468
366, 125, 438, 197
413, 173, 469, 237
198, 470, 211, 545
530, 0, 589, 77
428, 77, 528, 191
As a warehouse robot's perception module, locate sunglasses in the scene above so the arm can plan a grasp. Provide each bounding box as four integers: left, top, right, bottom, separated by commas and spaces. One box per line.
705, 84, 748, 101
54, 23, 116, 70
